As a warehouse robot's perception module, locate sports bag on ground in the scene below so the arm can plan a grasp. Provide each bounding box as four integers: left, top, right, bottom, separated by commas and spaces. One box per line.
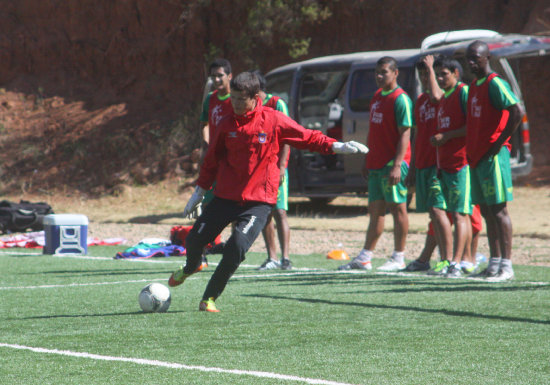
0, 200, 54, 234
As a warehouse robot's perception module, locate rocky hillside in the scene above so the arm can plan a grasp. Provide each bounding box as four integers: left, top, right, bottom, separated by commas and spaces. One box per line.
0, 0, 549, 195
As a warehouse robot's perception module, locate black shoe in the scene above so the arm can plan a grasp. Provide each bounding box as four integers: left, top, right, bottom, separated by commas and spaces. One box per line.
281, 258, 292, 270
404, 260, 430, 272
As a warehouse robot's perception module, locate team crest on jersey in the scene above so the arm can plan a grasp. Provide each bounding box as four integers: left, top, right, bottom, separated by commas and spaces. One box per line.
258, 132, 267, 143
228, 131, 237, 138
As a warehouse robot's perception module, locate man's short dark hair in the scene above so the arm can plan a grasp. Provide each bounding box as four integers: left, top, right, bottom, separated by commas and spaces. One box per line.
231, 72, 260, 97
377, 56, 398, 71
209, 58, 232, 75
434, 56, 464, 79
467, 40, 490, 57
252, 70, 267, 92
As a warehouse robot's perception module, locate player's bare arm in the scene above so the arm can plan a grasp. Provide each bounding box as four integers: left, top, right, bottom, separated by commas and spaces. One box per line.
485, 103, 524, 159
422, 55, 444, 103
389, 125, 411, 185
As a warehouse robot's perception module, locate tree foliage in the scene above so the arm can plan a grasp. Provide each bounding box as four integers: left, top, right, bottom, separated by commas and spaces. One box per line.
179, 0, 333, 68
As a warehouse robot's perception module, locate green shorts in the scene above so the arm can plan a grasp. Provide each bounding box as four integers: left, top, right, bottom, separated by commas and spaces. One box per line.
471, 147, 513, 205
415, 166, 446, 213
368, 161, 409, 204
275, 169, 288, 211
440, 166, 472, 215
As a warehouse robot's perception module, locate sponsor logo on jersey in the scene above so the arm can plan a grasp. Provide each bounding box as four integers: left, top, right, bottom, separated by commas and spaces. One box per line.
471, 95, 482, 118
211, 105, 223, 125
438, 109, 451, 129
370, 101, 383, 124
419, 100, 436, 122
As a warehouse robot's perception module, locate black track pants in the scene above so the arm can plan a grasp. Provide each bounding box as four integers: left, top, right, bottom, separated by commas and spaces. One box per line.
184, 197, 272, 300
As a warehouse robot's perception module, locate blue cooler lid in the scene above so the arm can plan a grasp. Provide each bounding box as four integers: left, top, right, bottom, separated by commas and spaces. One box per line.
43, 214, 89, 226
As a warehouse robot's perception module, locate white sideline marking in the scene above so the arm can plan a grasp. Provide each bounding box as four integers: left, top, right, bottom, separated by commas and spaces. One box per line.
0, 278, 164, 290
0, 270, 360, 290
0, 343, 356, 385
0, 250, 42, 256
1, 268, 548, 290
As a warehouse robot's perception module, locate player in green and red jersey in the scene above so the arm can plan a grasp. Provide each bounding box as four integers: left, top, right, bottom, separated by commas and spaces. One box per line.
339, 56, 412, 272
199, 58, 233, 160
404, 55, 451, 272
253, 71, 293, 271
196, 59, 233, 268
465, 41, 524, 281
428, 56, 472, 277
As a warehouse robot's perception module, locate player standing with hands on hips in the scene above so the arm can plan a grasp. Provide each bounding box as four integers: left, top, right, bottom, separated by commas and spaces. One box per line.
465, 40, 524, 281
168, 72, 369, 312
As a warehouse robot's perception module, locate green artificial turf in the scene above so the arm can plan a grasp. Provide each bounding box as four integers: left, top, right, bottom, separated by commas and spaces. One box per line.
0, 246, 549, 384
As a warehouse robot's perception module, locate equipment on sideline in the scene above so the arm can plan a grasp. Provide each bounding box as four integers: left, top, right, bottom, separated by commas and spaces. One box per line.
0, 200, 54, 234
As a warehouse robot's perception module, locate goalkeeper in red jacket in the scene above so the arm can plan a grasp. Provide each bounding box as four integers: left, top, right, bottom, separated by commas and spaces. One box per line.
168, 71, 368, 312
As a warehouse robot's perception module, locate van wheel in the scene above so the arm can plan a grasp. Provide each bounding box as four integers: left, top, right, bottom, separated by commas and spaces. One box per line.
308, 197, 335, 206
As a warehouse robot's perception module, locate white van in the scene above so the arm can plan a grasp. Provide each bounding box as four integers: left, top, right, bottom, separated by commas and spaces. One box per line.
265, 30, 550, 203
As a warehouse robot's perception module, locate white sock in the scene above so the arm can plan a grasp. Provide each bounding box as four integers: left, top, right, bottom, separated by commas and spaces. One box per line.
500, 258, 513, 273
488, 257, 502, 273
356, 249, 373, 262
392, 251, 405, 263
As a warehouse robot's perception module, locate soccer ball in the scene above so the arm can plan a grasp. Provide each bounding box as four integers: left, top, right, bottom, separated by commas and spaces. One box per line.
138, 283, 171, 313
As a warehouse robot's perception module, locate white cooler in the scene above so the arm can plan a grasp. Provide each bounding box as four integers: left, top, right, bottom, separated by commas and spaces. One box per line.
43, 214, 88, 255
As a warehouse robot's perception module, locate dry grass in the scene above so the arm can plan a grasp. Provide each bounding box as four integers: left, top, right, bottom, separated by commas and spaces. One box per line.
4, 180, 550, 266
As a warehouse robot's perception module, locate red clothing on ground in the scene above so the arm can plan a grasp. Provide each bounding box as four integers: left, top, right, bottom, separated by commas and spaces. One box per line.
198, 99, 336, 204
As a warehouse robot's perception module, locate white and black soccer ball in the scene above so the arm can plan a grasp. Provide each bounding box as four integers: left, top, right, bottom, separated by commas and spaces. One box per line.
138, 283, 171, 313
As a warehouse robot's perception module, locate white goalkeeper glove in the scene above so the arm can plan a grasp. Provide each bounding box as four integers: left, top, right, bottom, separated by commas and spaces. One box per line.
332, 141, 369, 154
183, 186, 206, 218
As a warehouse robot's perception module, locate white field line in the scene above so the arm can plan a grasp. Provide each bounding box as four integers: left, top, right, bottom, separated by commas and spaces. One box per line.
1, 267, 548, 290
0, 250, 43, 256
0, 270, 362, 290
0, 343, 357, 385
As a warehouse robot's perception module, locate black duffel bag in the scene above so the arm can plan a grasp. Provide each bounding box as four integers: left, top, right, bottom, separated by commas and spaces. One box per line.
0, 200, 54, 234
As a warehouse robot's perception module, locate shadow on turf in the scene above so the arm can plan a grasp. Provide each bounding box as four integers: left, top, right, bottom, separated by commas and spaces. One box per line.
126, 200, 369, 224
235, 272, 549, 294
21, 268, 171, 277
245, 293, 550, 325
10, 309, 186, 320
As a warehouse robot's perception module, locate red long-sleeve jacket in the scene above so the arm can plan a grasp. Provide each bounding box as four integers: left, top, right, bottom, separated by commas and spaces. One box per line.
197, 99, 336, 204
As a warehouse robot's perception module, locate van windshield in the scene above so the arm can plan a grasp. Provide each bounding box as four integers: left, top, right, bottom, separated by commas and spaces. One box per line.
265, 71, 293, 104
348, 67, 415, 112
297, 69, 348, 132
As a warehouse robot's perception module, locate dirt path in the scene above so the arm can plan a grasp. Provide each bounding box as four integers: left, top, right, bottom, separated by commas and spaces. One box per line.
87, 188, 550, 266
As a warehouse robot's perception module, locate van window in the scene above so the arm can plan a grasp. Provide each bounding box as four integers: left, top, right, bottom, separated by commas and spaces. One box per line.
348, 67, 416, 112
348, 69, 377, 112
265, 71, 293, 104
297, 70, 348, 131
